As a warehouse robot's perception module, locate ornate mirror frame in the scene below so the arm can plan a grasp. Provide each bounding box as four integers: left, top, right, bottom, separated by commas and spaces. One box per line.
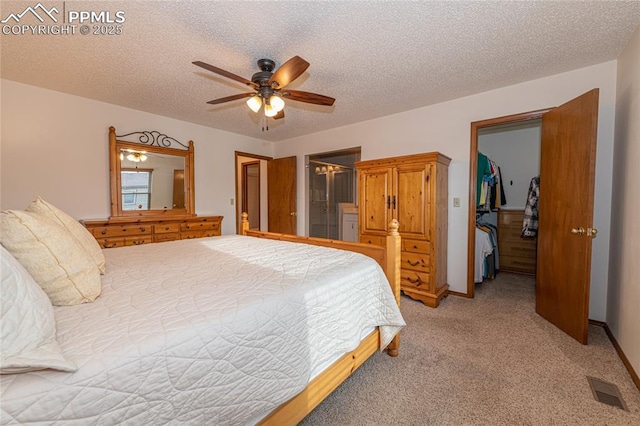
109, 126, 195, 219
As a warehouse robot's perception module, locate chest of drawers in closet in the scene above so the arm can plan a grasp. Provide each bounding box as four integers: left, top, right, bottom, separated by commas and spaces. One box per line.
498, 210, 537, 274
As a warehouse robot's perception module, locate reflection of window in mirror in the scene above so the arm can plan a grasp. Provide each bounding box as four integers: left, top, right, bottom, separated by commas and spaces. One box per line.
122, 169, 152, 210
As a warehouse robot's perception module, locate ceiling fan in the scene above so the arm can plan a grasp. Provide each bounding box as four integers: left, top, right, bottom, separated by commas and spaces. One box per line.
193, 56, 335, 121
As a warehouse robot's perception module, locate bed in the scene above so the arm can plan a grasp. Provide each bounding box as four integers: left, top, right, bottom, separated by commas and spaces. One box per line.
0, 213, 404, 425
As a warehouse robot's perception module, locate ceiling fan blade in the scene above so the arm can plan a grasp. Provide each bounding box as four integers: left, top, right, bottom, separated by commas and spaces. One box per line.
206, 92, 256, 105
281, 90, 335, 106
268, 56, 310, 89
273, 110, 285, 120
193, 61, 258, 89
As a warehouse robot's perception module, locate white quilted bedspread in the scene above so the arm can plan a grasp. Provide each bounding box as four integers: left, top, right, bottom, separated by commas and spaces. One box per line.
1, 235, 405, 425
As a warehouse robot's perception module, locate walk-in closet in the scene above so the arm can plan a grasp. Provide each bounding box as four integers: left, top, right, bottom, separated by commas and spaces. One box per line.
475, 119, 541, 288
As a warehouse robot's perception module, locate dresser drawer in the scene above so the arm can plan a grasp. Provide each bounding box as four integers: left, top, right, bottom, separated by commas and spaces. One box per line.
499, 239, 536, 259
181, 221, 220, 231
154, 223, 181, 234
91, 225, 152, 238
95, 238, 125, 249
400, 269, 431, 291
181, 230, 207, 239
124, 236, 152, 246
500, 254, 536, 274
401, 252, 430, 273
155, 233, 180, 243
498, 210, 524, 229
359, 235, 384, 246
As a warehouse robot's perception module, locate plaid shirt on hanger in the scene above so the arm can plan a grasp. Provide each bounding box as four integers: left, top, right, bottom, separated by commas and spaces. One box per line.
522, 176, 540, 237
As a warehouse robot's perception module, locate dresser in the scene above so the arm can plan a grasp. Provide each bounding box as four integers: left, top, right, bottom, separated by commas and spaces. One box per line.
83, 216, 223, 249
497, 209, 537, 274
356, 152, 450, 308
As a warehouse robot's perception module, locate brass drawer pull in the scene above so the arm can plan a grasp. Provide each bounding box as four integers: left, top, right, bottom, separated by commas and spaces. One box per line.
103, 242, 117, 248
407, 260, 421, 266
101, 230, 107, 235
133, 240, 145, 245
407, 276, 422, 285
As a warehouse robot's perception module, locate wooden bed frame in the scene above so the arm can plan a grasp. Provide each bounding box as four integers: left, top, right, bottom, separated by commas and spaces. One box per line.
239, 213, 402, 425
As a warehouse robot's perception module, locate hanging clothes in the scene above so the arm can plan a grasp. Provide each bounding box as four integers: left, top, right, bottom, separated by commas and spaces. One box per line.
477, 152, 507, 211
522, 176, 540, 237
474, 228, 493, 283
477, 152, 492, 207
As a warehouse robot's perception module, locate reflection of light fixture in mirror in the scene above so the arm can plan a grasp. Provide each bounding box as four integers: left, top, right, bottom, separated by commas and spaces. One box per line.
126, 152, 147, 162
246, 95, 262, 113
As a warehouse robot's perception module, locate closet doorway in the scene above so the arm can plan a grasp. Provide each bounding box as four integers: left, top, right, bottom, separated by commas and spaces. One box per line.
466, 89, 599, 344
473, 119, 542, 286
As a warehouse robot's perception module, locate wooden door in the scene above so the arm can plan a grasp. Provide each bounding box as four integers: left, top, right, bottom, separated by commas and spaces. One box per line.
359, 167, 393, 234
395, 162, 429, 239
536, 89, 599, 344
172, 170, 185, 209
268, 156, 297, 235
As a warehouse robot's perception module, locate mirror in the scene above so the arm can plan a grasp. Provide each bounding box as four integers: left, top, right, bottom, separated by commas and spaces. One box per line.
109, 126, 195, 219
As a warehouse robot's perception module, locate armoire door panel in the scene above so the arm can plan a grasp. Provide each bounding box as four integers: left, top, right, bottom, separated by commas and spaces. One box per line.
359, 168, 392, 233
395, 164, 427, 238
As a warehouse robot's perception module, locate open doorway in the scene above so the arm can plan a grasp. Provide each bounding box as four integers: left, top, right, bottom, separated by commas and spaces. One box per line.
306, 148, 360, 241
466, 89, 600, 345
467, 109, 549, 298
473, 119, 542, 296
235, 151, 271, 234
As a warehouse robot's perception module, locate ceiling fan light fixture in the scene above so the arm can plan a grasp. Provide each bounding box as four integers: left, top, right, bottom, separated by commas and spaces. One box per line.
126, 152, 147, 162
246, 95, 262, 113
264, 104, 277, 117
269, 95, 285, 112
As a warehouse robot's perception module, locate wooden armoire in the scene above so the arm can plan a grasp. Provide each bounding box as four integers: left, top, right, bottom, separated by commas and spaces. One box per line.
356, 152, 450, 308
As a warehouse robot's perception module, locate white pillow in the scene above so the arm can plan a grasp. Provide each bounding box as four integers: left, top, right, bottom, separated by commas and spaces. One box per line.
0, 245, 76, 374
0, 210, 101, 306
27, 197, 106, 274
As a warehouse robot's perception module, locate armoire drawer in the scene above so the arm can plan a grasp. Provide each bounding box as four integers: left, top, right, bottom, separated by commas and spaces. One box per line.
401, 252, 430, 273
359, 235, 385, 246
402, 239, 430, 253
400, 269, 431, 291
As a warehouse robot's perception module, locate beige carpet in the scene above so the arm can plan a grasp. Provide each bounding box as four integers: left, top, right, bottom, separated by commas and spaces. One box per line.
301, 273, 640, 425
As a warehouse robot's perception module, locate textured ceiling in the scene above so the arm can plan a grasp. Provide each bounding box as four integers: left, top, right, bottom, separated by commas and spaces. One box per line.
2, 1, 639, 142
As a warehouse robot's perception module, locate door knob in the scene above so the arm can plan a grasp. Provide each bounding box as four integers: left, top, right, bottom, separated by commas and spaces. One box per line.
587, 227, 598, 238
571, 227, 585, 236
290, 212, 297, 216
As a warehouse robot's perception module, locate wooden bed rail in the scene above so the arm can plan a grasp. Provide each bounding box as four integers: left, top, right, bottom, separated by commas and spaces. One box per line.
241, 212, 402, 425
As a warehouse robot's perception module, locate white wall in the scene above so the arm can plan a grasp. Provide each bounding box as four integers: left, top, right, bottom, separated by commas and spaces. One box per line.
609, 25, 640, 378
274, 61, 617, 321
478, 123, 541, 209
0, 80, 273, 236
